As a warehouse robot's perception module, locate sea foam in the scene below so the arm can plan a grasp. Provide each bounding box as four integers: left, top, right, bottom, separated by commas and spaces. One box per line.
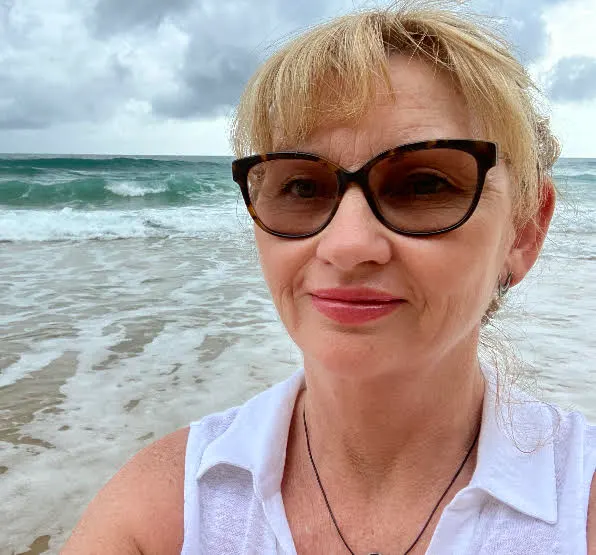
0, 205, 247, 242
105, 181, 168, 197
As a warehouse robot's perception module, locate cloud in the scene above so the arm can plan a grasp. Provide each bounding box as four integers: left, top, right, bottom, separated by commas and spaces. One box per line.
0, 56, 132, 130
149, 2, 265, 119
90, 0, 195, 36
546, 55, 596, 102
0, 0, 190, 131
473, 0, 563, 63
0, 4, 138, 130
149, 0, 349, 119
151, 44, 258, 119
0, 0, 593, 142
151, 0, 576, 120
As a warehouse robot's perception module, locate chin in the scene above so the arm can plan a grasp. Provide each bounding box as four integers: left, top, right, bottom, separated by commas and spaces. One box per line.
302, 331, 415, 380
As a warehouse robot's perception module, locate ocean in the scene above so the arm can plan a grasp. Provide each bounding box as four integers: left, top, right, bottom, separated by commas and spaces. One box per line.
1, 155, 595, 554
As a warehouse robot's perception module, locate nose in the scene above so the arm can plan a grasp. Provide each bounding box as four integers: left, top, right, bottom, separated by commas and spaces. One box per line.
315, 185, 392, 271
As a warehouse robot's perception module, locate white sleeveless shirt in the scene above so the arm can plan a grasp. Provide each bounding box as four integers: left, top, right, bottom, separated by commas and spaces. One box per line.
181, 370, 596, 554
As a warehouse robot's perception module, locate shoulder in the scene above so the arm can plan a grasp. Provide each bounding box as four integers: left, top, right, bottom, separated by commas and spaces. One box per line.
62, 427, 190, 555
550, 408, 596, 478
189, 404, 241, 440
552, 408, 596, 461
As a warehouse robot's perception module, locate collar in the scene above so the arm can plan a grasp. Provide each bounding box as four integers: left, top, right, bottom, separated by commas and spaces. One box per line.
470, 371, 558, 523
196, 368, 305, 500
195, 367, 558, 523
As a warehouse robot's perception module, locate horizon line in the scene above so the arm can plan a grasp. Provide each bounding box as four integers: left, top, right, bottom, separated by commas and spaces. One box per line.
0, 152, 593, 160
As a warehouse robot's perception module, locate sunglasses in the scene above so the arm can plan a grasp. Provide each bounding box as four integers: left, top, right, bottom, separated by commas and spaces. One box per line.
231, 139, 498, 238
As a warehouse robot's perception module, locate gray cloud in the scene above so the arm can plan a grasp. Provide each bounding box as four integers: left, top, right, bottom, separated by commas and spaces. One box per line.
547, 55, 596, 102
474, 0, 563, 63
152, 45, 258, 119
0, 67, 132, 130
151, 0, 573, 120
0, 11, 137, 131
90, 0, 195, 36
0, 0, 592, 138
149, 0, 347, 120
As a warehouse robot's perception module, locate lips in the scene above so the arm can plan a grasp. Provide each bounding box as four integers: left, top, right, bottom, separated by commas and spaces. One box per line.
310, 288, 404, 325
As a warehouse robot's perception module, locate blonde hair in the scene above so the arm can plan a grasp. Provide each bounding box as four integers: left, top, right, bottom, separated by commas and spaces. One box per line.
231, 0, 560, 228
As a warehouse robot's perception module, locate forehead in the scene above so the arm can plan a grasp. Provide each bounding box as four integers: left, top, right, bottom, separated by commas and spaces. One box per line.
283, 55, 478, 170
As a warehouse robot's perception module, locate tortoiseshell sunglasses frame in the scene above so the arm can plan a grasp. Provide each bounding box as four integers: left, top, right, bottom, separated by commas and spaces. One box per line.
231, 139, 498, 239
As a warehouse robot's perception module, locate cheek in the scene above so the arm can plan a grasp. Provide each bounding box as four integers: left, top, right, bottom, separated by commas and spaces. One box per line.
255, 229, 309, 324
450, 221, 508, 310
255, 231, 284, 294
410, 219, 505, 324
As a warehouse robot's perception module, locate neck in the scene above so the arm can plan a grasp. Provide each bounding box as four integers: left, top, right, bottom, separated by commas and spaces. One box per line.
301, 345, 485, 493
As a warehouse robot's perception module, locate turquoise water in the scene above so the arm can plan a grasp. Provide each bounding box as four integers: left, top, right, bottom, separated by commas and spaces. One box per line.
0, 155, 243, 242
0, 156, 236, 209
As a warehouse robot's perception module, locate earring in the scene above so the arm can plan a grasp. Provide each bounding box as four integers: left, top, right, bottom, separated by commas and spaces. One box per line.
498, 271, 513, 298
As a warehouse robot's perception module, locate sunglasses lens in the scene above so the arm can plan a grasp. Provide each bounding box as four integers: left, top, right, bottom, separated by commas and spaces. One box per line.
369, 148, 480, 233
243, 146, 483, 237
247, 159, 339, 235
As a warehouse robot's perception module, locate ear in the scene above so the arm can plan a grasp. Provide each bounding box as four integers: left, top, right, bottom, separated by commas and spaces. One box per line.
505, 178, 556, 287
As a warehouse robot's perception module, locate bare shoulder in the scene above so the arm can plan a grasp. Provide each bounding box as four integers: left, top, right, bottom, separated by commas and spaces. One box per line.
61, 427, 189, 555
589, 473, 596, 555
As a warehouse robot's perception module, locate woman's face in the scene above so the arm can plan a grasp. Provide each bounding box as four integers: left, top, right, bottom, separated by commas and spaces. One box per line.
254, 55, 526, 380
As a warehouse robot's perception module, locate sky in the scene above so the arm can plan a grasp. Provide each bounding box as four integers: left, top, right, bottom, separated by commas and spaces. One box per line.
0, 0, 595, 157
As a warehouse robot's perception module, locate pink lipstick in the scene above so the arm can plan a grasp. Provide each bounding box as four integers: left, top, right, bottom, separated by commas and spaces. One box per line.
311, 288, 404, 325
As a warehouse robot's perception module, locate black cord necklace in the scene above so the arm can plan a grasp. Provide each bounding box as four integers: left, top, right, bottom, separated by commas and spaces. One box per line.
303, 407, 480, 555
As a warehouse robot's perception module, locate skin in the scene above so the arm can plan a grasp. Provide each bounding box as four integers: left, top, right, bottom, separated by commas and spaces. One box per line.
61, 55, 595, 554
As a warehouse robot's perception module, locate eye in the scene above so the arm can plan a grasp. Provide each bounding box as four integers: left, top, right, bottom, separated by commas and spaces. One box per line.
282, 178, 319, 198
404, 172, 455, 195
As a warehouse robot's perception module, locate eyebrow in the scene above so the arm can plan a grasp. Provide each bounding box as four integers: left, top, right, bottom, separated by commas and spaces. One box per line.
296, 129, 475, 167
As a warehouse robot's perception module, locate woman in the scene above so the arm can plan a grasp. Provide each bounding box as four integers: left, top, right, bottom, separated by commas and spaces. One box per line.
63, 3, 596, 554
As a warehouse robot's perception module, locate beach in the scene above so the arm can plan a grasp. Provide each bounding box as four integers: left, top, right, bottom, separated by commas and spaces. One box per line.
1, 156, 594, 554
